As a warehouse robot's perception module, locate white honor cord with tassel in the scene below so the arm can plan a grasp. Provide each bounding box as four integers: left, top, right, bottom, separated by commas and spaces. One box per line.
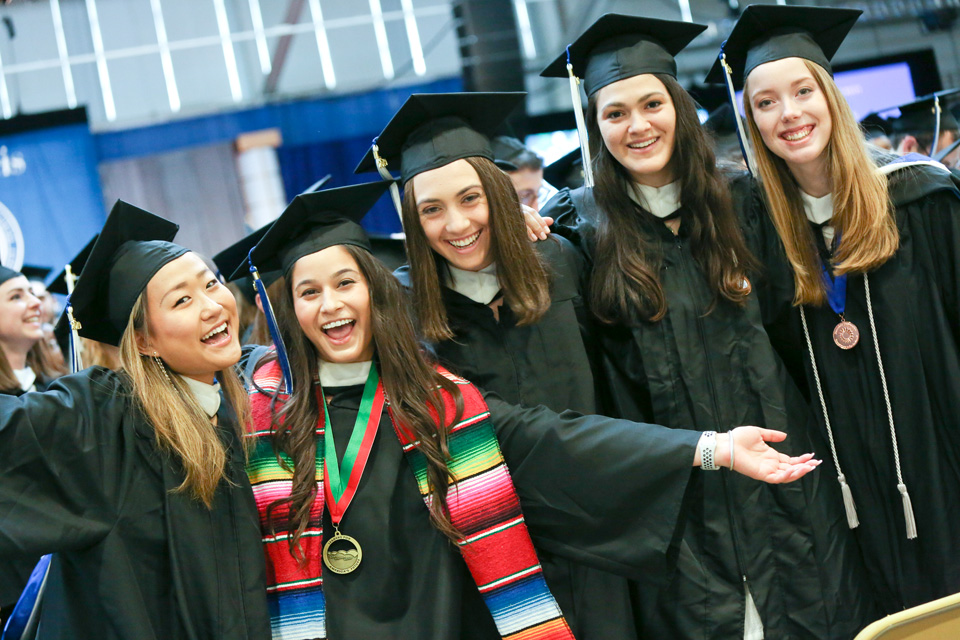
372, 141, 403, 220
566, 58, 594, 188
799, 305, 859, 529
719, 52, 757, 177
864, 274, 917, 539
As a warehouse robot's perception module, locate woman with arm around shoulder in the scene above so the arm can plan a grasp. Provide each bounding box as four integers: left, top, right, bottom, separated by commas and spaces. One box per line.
0, 202, 269, 640
713, 4, 960, 614
239, 181, 817, 640
538, 14, 879, 639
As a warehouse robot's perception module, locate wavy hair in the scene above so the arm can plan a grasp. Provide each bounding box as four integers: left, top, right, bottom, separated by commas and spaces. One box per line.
587, 72, 757, 323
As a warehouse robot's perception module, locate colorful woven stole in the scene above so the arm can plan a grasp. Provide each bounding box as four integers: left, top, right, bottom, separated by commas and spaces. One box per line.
246, 359, 574, 640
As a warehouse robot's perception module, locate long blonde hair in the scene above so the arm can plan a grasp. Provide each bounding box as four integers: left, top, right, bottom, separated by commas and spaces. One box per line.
119, 294, 251, 507
744, 59, 899, 306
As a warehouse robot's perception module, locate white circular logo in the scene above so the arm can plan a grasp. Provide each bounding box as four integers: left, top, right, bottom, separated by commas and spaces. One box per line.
0, 200, 25, 271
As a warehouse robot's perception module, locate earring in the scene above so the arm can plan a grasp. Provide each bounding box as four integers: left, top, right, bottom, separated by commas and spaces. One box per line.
153, 352, 173, 384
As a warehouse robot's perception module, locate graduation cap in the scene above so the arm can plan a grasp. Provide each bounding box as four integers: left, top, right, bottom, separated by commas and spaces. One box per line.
235, 181, 393, 391
542, 147, 583, 191
48, 235, 98, 295
703, 102, 738, 137
541, 14, 706, 95
703, 5, 862, 175
20, 265, 52, 284
860, 112, 893, 139
886, 90, 960, 157
0, 266, 23, 288
55, 201, 186, 372
355, 92, 525, 187
490, 136, 530, 171
212, 222, 278, 305
540, 15, 706, 189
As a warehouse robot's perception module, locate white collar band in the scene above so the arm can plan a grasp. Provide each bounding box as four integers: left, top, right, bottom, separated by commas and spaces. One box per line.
179, 375, 222, 418
318, 360, 372, 387
629, 181, 682, 218
445, 262, 501, 305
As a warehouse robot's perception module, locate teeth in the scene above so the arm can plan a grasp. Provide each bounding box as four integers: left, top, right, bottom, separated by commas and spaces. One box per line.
322, 319, 354, 330
201, 322, 227, 341
449, 231, 480, 248
628, 138, 656, 149
783, 127, 811, 141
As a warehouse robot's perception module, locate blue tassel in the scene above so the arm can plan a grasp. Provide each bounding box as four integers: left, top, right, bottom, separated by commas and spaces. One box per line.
248, 249, 293, 393
718, 45, 756, 176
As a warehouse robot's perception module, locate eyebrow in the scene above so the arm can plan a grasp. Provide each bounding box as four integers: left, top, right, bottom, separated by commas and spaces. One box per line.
750, 77, 815, 99
416, 184, 482, 207
601, 92, 663, 111
160, 267, 211, 306
295, 268, 359, 289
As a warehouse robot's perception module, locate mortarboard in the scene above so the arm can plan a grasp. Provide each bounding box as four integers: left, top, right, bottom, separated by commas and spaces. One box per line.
542, 148, 583, 191
886, 90, 960, 157
860, 112, 893, 139
540, 15, 705, 188
235, 181, 393, 391
0, 266, 23, 288
703, 5, 862, 175
20, 265, 52, 284
540, 15, 706, 96
355, 92, 525, 186
704, 5, 862, 88
56, 201, 186, 353
212, 222, 277, 305
48, 235, 98, 295
490, 136, 530, 172
704, 102, 738, 137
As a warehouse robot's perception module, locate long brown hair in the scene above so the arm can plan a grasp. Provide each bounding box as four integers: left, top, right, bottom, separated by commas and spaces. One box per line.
119, 294, 252, 507
402, 156, 551, 341
587, 73, 757, 323
264, 245, 464, 560
743, 60, 899, 306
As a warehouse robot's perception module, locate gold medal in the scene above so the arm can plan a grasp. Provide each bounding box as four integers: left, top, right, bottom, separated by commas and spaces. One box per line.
322, 528, 362, 574
833, 319, 859, 349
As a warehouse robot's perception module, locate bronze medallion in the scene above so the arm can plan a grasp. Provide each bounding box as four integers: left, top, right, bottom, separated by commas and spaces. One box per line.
323, 530, 362, 574
833, 320, 860, 350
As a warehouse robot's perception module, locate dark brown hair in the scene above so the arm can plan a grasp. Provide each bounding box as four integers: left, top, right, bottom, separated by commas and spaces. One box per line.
586, 73, 758, 323
401, 156, 551, 341
265, 245, 464, 560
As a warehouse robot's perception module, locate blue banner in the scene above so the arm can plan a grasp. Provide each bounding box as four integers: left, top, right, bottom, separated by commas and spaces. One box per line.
0, 109, 106, 275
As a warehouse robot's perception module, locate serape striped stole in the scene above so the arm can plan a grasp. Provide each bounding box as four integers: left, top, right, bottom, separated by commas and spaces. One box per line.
246, 359, 574, 640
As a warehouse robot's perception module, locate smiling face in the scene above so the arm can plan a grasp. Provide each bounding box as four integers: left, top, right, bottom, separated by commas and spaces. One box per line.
746, 57, 833, 179
0, 275, 44, 357
291, 244, 374, 365
595, 73, 677, 187
137, 252, 240, 384
412, 159, 493, 272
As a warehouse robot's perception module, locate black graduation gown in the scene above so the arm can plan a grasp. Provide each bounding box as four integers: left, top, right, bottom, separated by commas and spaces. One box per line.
394, 237, 640, 639
542, 187, 879, 639
317, 381, 700, 639
0, 367, 271, 640
739, 163, 960, 613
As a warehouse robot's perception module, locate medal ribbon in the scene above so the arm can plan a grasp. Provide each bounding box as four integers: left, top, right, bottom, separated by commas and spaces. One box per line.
819, 230, 847, 316
321, 363, 384, 526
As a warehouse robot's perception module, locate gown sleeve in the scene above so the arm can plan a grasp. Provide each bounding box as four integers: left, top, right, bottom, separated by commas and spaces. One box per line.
0, 369, 122, 559
485, 393, 700, 583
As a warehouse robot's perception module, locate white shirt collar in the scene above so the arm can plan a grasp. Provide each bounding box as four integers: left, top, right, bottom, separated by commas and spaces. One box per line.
628, 181, 682, 218
13, 367, 36, 393
799, 190, 836, 245
179, 375, 222, 418
318, 360, 372, 387
445, 262, 501, 305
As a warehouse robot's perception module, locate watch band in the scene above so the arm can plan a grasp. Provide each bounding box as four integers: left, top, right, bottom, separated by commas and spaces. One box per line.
700, 430, 718, 471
